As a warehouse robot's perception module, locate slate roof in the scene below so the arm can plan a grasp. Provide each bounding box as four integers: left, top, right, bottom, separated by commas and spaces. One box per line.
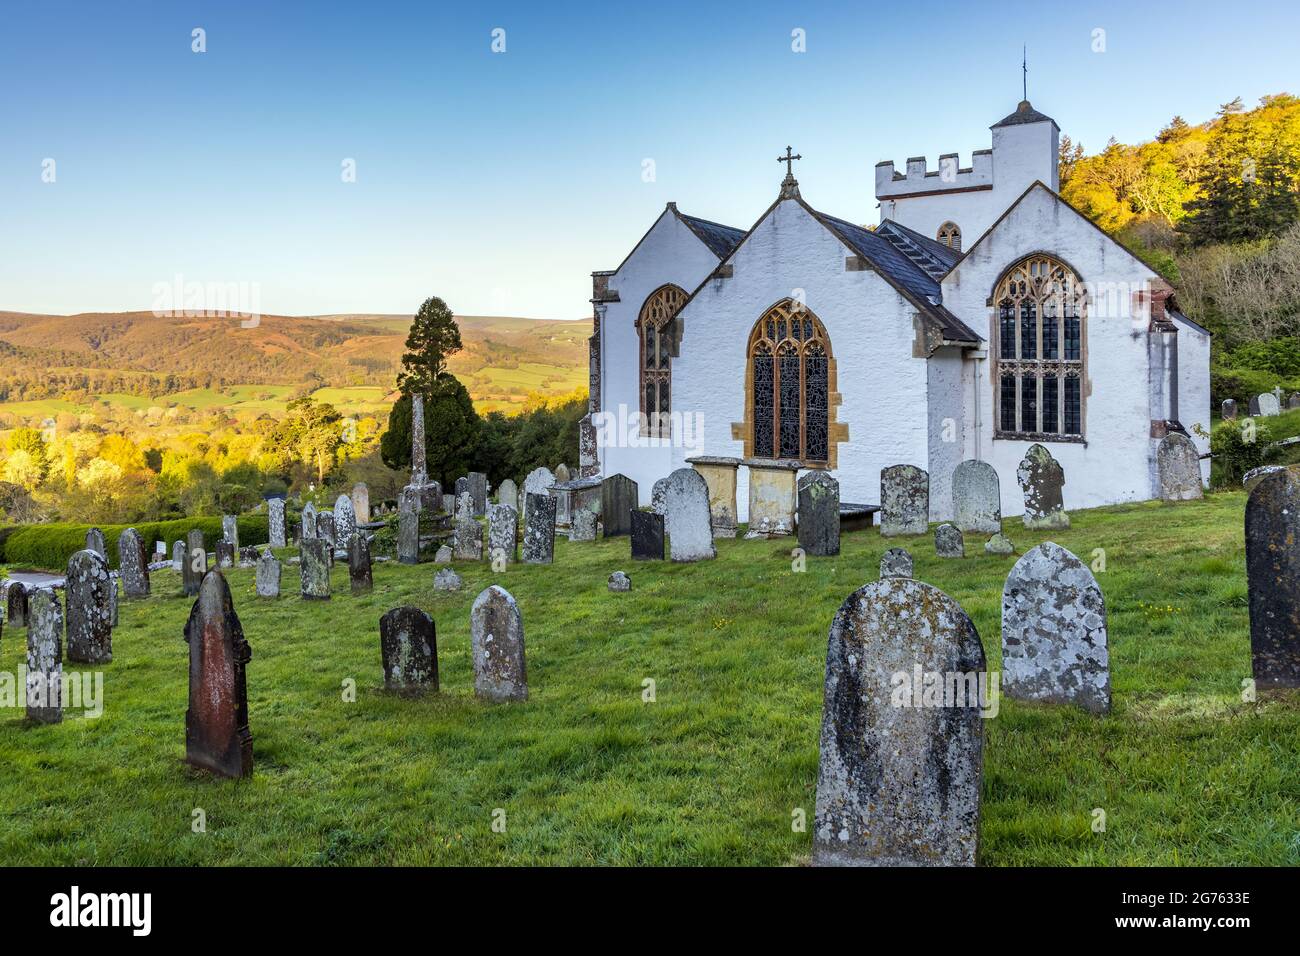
678, 213, 747, 259
992, 100, 1058, 129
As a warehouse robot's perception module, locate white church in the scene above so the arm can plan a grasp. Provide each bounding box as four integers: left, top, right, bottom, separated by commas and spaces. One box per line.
585, 99, 1211, 523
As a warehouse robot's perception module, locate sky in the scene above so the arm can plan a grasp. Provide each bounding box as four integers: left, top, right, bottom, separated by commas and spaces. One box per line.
2, 0, 1297, 321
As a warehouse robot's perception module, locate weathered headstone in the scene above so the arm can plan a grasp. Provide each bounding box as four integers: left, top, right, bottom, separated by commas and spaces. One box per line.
184, 570, 253, 778
578, 412, 599, 477
301, 501, 317, 540
455, 491, 473, 522
952, 460, 1001, 534
66, 549, 113, 665
814, 578, 985, 867
880, 465, 929, 537
523, 493, 556, 564
183, 529, 207, 597
380, 606, 438, 694
221, 514, 240, 552
631, 510, 664, 560
255, 548, 281, 598
1221, 398, 1238, 421
935, 523, 964, 558
497, 478, 518, 512
554, 463, 570, 483
488, 503, 518, 564
172, 539, 185, 572
600, 473, 638, 538
1002, 542, 1111, 713
608, 571, 631, 592
26, 588, 63, 724
118, 527, 150, 598
434, 567, 462, 591
984, 532, 1015, 555
467, 472, 489, 517
1244, 464, 1288, 493
797, 471, 840, 557
434, 544, 452, 564
351, 482, 371, 523
471, 585, 527, 702
879, 548, 912, 579
1017, 444, 1070, 530
1156, 432, 1204, 501
1246, 471, 1300, 688
334, 493, 357, 544
1256, 392, 1281, 417
215, 541, 235, 569
569, 509, 597, 542
5, 581, 27, 628
238, 545, 258, 568
397, 500, 419, 565
455, 476, 468, 500
317, 511, 336, 549
663, 468, 715, 562
85, 527, 106, 558
454, 517, 484, 561
348, 532, 373, 595
651, 477, 669, 516
108, 574, 119, 626
299, 538, 331, 600
523, 467, 556, 527
268, 497, 286, 548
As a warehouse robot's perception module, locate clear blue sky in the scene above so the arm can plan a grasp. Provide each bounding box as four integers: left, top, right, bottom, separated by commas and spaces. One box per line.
2, 0, 1296, 320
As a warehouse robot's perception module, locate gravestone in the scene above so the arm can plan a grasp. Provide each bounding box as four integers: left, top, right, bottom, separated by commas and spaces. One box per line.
879, 548, 912, 579
5, 581, 27, 628
1256, 392, 1281, 417
455, 492, 473, 522
317, 511, 336, 549
554, 463, 570, 483
569, 509, 597, 542
1248, 394, 1261, 416
351, 482, 370, 523
221, 514, 240, 552
1017, 444, 1070, 530
434, 567, 462, 591
454, 517, 483, 561
1002, 542, 1111, 713
1221, 399, 1238, 421
467, 472, 489, 517
1244, 465, 1288, 492
239, 546, 258, 568
523, 467, 556, 527
651, 477, 669, 516
471, 585, 527, 702
601, 474, 638, 538
434, 544, 452, 564
301, 501, 317, 540
1290, 392, 1300, 411
255, 549, 281, 598
608, 571, 631, 592
935, 523, 965, 558
488, 504, 518, 564
268, 498, 286, 548
523, 493, 556, 565
985, 532, 1015, 555
951, 460, 1001, 534
578, 412, 599, 477
118, 527, 150, 598
172, 539, 185, 572
455, 476, 468, 500
348, 533, 373, 595
1245, 471, 1300, 688
335, 494, 357, 544
108, 575, 119, 626
397, 501, 419, 565
183, 529, 207, 597
880, 465, 929, 537
85, 527, 106, 558
26, 588, 63, 724
662, 468, 715, 562
1157, 432, 1204, 501
797, 471, 840, 557
497, 479, 518, 512
440, 492, 454, 514
299, 539, 331, 600
814, 578, 985, 867
215, 541, 235, 569
410, 393, 430, 487
66, 549, 113, 665
184, 570, 253, 778
380, 606, 438, 694
631, 509, 665, 560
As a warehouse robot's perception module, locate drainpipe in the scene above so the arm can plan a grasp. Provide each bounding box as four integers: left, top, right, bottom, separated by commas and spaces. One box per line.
970, 348, 988, 460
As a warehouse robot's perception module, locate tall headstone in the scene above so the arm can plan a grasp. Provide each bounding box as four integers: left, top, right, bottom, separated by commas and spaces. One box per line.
569, 509, 597, 542
488, 503, 518, 564
183, 529, 207, 597
880, 465, 929, 537
471, 585, 526, 702
221, 514, 239, 552
118, 527, 150, 598
1246, 471, 1300, 688
578, 412, 599, 478
631, 510, 664, 560
523, 467, 556, 527
1221, 399, 1238, 421
1157, 432, 1204, 501
26, 588, 63, 724
410, 392, 429, 487
351, 483, 371, 523
299, 538, 331, 600
523, 493, 556, 565
879, 548, 912, 579
935, 523, 965, 558
797, 471, 840, 557
268, 498, 286, 548
951, 459, 1001, 534
661, 468, 715, 561
334, 493, 357, 544
1002, 542, 1110, 712
455, 476, 468, 500
172, 539, 185, 572
397, 499, 419, 565
348, 532, 373, 595
255, 548, 281, 598
301, 501, 317, 540
455, 491, 473, 522
814, 578, 985, 867
497, 479, 518, 512
454, 517, 484, 561
1017, 444, 1070, 530
184, 570, 253, 779
317, 511, 336, 549
467, 472, 489, 517
5, 581, 27, 628
601, 474, 639, 538
66, 549, 113, 665
85, 527, 106, 558
651, 477, 669, 516
380, 606, 438, 694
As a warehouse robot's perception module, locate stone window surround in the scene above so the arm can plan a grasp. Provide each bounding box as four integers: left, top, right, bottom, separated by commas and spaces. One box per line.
637, 284, 686, 439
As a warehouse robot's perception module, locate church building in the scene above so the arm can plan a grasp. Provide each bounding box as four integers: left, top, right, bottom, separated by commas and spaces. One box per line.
585, 99, 1211, 522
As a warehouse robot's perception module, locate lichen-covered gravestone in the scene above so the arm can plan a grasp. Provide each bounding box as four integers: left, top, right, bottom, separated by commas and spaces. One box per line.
651, 477, 669, 516
334, 493, 357, 544
454, 491, 473, 522
26, 588, 62, 724
348, 533, 373, 595
631, 510, 665, 560
935, 523, 964, 558
814, 578, 985, 866
434, 568, 462, 591
608, 571, 631, 592
523, 493, 556, 564
239, 546, 258, 568
951, 459, 1001, 534
984, 532, 1015, 555
1256, 392, 1281, 417
184, 570, 253, 778
255, 548, 281, 598
488, 503, 518, 564
454, 516, 484, 561
317, 512, 336, 550
797, 471, 840, 557
1156, 432, 1204, 501
1221, 399, 1238, 421
299, 538, 331, 600
172, 539, 185, 572
1244, 465, 1288, 493
879, 548, 912, 579
434, 544, 452, 564
5, 581, 27, 628
66, 549, 113, 665
467, 472, 489, 517
601, 473, 638, 538
351, 482, 370, 523
183, 529, 207, 597
663, 468, 715, 562
268, 498, 286, 548
522, 467, 556, 528
380, 606, 438, 694
118, 527, 150, 598
471, 585, 527, 702
1017, 443, 1070, 530
216, 541, 235, 569
1245, 471, 1300, 688
397, 500, 419, 565
1002, 542, 1110, 713
880, 465, 929, 537
569, 508, 597, 542
85, 527, 106, 558
222, 514, 240, 552
554, 462, 570, 483
496, 479, 518, 512
301, 501, 317, 540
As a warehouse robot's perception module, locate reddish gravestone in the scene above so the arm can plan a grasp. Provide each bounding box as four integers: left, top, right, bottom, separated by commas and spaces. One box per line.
184, 571, 253, 778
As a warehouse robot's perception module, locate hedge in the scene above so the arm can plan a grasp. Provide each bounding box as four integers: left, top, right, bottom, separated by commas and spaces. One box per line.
1, 516, 270, 571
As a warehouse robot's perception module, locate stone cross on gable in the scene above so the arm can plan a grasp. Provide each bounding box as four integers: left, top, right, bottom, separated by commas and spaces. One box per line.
777, 146, 802, 200
777, 145, 802, 177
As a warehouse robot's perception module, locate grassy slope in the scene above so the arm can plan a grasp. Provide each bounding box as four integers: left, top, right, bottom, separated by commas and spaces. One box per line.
0, 491, 1295, 866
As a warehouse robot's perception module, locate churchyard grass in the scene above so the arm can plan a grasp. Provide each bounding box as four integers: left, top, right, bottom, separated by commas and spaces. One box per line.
0, 490, 1295, 865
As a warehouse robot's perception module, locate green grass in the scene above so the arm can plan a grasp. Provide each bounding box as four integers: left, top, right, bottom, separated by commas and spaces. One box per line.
0, 492, 1295, 865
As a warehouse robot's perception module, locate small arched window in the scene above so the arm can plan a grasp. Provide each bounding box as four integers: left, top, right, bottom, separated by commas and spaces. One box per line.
937, 221, 962, 252
993, 254, 1085, 439
746, 300, 832, 463
638, 284, 684, 437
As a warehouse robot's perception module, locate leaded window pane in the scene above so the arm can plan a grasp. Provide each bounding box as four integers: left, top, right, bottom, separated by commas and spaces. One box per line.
805, 352, 828, 461
999, 301, 1016, 360
1020, 300, 1037, 359
1042, 376, 1059, 434
1001, 375, 1017, 431
1064, 313, 1081, 361
778, 351, 801, 458
1065, 377, 1081, 434
753, 352, 774, 457
1021, 375, 1038, 432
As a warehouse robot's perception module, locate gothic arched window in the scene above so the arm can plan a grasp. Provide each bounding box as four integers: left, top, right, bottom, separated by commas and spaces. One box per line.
746, 301, 832, 463
993, 254, 1085, 439
937, 221, 962, 252
638, 284, 685, 437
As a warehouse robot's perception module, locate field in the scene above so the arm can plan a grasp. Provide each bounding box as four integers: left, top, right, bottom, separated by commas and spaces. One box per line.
0, 491, 1295, 866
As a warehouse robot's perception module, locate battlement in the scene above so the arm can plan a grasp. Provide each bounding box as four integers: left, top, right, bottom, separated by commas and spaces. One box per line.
875, 150, 993, 200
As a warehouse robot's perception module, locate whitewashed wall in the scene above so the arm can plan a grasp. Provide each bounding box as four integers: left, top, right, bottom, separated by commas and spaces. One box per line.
926, 346, 966, 521
1174, 314, 1213, 484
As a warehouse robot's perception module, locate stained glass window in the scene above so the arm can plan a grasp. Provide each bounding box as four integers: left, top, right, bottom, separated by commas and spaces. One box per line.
753, 345, 774, 456
638, 285, 685, 437
747, 301, 833, 463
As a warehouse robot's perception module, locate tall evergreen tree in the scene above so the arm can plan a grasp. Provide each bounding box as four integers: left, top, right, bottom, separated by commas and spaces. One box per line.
398, 296, 463, 396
